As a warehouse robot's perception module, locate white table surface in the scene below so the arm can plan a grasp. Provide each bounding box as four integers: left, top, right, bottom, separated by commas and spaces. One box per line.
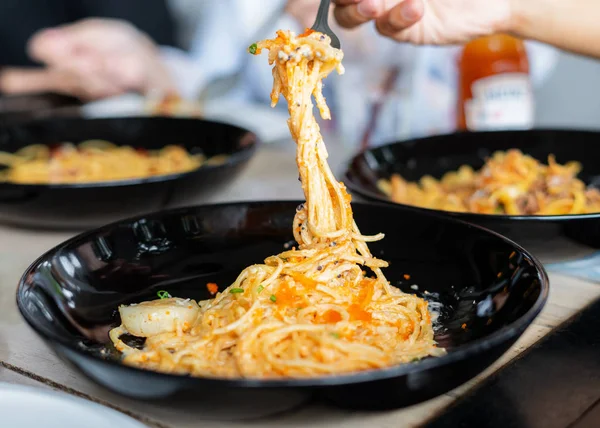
1, 138, 599, 428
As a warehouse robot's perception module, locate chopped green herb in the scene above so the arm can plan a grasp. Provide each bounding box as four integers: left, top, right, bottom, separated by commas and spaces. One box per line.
230, 288, 244, 294
330, 332, 340, 339
157, 290, 171, 299
257, 284, 265, 293
248, 43, 258, 55
270, 294, 277, 302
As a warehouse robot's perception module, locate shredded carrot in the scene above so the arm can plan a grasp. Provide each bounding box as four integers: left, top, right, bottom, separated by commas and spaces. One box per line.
298, 28, 315, 38
288, 272, 319, 290
206, 282, 218, 295
403, 274, 411, 280
275, 282, 304, 308
321, 310, 342, 324
348, 304, 372, 322
357, 279, 375, 308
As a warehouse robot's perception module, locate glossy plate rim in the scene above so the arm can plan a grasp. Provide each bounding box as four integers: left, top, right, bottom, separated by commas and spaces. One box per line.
344, 128, 600, 221
0, 116, 260, 190
16, 200, 550, 388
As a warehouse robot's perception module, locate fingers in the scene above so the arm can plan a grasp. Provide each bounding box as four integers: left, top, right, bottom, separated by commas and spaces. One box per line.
101, 55, 175, 95
333, 0, 387, 29
28, 28, 73, 64
26, 17, 167, 98
375, 0, 424, 38
0, 66, 125, 101
0, 68, 60, 95
28, 18, 139, 66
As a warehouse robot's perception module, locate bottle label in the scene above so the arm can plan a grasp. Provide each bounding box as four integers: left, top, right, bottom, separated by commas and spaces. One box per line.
464, 73, 534, 131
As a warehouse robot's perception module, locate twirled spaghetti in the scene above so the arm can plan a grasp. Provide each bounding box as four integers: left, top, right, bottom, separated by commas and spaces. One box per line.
109, 30, 444, 379
378, 149, 600, 215
0, 141, 209, 184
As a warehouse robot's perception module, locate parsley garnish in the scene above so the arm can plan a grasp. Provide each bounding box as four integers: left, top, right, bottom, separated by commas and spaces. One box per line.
248, 43, 258, 54
157, 290, 171, 299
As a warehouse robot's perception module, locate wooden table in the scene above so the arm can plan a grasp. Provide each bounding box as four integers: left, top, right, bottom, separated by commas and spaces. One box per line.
1, 140, 599, 428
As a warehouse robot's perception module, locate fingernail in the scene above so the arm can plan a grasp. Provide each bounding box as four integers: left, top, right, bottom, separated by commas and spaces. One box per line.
400, 2, 421, 21
357, 0, 383, 18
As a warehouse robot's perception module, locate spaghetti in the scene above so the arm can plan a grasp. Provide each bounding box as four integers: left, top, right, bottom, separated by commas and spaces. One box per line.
0, 141, 207, 184
109, 30, 444, 379
378, 149, 600, 215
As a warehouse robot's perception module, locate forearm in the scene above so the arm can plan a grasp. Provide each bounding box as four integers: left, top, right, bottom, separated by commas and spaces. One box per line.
510, 0, 600, 58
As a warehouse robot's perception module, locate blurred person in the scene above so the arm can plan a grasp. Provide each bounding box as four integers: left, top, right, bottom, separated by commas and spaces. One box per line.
333, 0, 600, 59
0, 1, 292, 103
0, 0, 177, 100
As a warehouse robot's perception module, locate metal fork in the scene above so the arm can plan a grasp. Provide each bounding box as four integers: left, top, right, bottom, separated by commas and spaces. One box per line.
310, 0, 341, 49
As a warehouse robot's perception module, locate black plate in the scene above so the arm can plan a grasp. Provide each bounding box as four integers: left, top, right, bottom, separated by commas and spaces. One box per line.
17, 201, 548, 411
0, 117, 258, 229
344, 129, 600, 263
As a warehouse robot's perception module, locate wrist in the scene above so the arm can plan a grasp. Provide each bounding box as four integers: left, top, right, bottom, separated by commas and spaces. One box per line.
506, 0, 540, 39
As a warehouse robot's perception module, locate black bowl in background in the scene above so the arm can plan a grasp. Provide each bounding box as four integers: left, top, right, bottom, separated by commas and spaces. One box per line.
0, 117, 258, 229
17, 201, 548, 411
345, 129, 600, 263
0, 92, 81, 126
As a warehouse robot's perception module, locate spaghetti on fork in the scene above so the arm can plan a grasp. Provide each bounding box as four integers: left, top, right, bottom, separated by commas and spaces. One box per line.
109, 29, 444, 379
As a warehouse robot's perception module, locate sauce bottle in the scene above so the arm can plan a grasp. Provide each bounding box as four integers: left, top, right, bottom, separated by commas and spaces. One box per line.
457, 35, 534, 131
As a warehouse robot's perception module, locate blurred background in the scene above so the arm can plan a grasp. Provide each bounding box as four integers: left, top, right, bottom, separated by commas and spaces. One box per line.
0, 0, 598, 146
535, 52, 600, 129
171, 0, 600, 132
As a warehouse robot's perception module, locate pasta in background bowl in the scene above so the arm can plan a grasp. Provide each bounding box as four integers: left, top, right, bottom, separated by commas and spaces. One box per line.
377, 149, 600, 216
0, 141, 210, 184
0, 116, 258, 229
345, 130, 600, 263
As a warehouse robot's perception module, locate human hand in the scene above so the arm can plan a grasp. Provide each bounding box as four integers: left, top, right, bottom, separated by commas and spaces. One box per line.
1, 18, 175, 100
333, 0, 512, 45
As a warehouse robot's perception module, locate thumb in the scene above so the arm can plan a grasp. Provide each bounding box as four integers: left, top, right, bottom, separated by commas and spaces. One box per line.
28, 28, 76, 65
334, 0, 387, 29
375, 0, 424, 37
